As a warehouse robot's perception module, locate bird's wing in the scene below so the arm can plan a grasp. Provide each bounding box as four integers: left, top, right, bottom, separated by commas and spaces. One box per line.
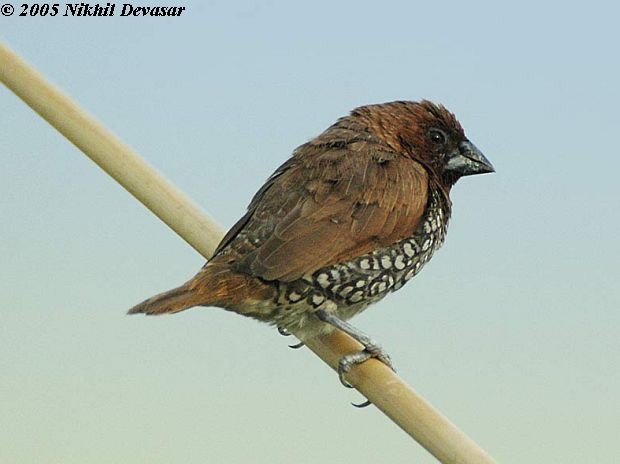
214, 142, 429, 282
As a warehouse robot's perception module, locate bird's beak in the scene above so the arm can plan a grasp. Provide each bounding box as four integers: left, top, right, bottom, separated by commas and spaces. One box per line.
446, 141, 495, 177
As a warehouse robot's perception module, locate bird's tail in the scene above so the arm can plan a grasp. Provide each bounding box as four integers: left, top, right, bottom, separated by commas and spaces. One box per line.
127, 284, 205, 315
128, 258, 277, 317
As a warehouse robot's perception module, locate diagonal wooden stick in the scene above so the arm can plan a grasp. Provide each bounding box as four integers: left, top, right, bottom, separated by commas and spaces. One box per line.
0, 42, 497, 464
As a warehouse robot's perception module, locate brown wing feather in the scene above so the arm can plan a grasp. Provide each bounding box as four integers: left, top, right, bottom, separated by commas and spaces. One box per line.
217, 139, 429, 283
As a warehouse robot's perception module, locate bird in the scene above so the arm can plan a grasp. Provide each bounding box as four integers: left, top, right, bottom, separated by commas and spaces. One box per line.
129, 100, 494, 388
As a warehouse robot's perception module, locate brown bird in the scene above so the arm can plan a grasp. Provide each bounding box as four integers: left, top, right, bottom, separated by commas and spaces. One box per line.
129, 100, 493, 386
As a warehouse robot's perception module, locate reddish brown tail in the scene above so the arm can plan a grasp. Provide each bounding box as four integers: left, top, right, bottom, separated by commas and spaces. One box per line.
127, 284, 204, 315
127, 259, 277, 316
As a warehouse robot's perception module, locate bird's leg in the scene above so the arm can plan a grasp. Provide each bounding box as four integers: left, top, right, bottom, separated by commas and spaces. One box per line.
315, 309, 395, 388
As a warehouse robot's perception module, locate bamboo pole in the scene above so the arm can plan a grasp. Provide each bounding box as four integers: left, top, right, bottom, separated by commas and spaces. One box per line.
0, 42, 497, 464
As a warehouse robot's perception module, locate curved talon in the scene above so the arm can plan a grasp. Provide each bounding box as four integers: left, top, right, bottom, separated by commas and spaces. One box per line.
278, 327, 291, 337
338, 367, 353, 388
339, 375, 354, 389
288, 341, 305, 349
337, 358, 355, 388
352, 399, 372, 408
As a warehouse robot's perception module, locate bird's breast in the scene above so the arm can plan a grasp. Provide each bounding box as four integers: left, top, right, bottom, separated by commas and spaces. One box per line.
273, 188, 450, 332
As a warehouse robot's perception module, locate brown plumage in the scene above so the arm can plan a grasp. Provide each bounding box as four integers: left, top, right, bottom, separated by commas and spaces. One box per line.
129, 100, 493, 378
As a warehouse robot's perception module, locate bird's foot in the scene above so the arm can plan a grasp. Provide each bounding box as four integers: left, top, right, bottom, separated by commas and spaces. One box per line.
314, 309, 396, 407
337, 340, 394, 388
338, 343, 394, 408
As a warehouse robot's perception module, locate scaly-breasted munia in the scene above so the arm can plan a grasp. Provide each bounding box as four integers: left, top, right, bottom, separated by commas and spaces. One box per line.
129, 100, 494, 385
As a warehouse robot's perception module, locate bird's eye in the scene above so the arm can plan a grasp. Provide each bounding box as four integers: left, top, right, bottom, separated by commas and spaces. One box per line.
428, 129, 447, 146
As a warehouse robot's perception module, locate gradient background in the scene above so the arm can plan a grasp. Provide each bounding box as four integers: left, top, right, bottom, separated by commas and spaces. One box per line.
2, 1, 619, 462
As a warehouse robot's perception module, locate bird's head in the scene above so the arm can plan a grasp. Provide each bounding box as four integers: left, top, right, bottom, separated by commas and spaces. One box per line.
352, 100, 494, 187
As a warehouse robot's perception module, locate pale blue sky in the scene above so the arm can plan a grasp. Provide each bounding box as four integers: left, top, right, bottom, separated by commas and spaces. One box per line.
1, 1, 619, 463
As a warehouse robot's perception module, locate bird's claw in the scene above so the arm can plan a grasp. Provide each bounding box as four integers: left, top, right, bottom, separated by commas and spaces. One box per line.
337, 350, 370, 388
288, 341, 305, 349
337, 342, 396, 408
337, 344, 395, 385
352, 399, 372, 408
278, 327, 291, 337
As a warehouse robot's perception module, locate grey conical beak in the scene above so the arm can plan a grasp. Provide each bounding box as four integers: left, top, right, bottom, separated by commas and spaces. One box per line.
446, 141, 495, 177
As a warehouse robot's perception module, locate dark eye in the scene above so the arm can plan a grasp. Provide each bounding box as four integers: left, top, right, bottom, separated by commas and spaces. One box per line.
428, 128, 447, 146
